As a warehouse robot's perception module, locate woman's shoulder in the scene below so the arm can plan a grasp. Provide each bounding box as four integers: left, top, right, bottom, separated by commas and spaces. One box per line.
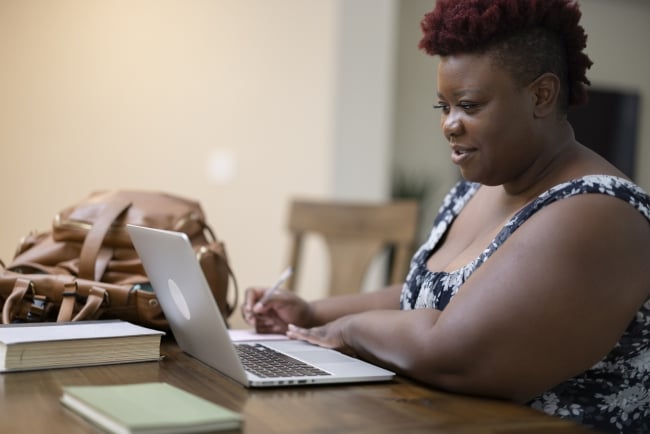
545, 174, 649, 197
528, 174, 650, 221
507, 175, 650, 278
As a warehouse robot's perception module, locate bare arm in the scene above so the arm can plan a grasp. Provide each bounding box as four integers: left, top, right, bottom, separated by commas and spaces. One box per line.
242, 283, 402, 332
309, 283, 402, 326
290, 195, 650, 402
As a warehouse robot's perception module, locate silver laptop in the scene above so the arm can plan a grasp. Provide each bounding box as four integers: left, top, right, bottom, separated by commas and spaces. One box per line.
126, 224, 395, 387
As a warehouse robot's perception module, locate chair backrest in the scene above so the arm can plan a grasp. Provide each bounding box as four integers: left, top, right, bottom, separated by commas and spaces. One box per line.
286, 199, 420, 296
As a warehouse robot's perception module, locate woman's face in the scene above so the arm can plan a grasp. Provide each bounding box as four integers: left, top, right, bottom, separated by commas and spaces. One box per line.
436, 53, 539, 186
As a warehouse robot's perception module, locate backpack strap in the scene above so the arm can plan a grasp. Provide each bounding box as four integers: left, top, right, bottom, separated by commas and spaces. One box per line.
78, 198, 131, 281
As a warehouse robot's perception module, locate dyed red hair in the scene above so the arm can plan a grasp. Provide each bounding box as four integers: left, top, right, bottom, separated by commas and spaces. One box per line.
419, 0, 593, 107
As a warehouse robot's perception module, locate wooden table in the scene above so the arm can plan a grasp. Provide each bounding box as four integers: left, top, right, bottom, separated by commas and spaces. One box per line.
0, 336, 593, 433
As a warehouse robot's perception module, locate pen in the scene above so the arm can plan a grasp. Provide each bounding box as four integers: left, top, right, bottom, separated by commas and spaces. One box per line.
257, 266, 293, 305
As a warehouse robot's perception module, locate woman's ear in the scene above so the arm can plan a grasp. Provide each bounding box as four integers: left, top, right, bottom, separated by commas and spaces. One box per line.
529, 73, 561, 118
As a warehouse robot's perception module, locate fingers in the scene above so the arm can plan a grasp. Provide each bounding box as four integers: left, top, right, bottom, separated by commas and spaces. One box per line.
286, 324, 327, 347
286, 321, 355, 356
241, 286, 292, 333
241, 286, 307, 334
252, 307, 291, 334
241, 287, 266, 325
255, 317, 287, 334
286, 323, 305, 339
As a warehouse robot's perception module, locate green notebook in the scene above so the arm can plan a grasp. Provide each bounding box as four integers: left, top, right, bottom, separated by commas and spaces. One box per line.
61, 382, 242, 434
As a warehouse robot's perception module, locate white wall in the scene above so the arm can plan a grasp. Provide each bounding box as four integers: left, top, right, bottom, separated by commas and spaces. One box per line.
392, 1, 456, 241
332, 0, 397, 201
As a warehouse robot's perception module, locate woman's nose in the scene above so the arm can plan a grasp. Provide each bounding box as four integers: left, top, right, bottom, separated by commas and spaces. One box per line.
442, 112, 463, 142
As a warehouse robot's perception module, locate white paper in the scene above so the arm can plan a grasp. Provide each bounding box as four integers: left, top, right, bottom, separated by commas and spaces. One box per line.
228, 329, 288, 342
0, 321, 163, 345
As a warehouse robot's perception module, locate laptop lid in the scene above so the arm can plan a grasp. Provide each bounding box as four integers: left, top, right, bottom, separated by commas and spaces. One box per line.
126, 224, 395, 387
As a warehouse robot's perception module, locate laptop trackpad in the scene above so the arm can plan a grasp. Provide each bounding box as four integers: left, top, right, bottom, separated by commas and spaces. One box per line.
263, 341, 356, 364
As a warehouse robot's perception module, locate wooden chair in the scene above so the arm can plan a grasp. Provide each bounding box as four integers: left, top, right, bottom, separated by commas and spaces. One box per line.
285, 199, 420, 296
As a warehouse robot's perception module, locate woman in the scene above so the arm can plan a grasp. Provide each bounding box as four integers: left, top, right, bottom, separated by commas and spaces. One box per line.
242, 1, 650, 432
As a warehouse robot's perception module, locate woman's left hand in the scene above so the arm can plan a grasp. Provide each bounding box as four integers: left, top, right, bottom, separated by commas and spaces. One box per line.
286, 316, 357, 357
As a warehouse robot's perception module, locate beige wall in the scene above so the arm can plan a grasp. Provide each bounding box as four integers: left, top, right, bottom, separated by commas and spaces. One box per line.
0, 0, 398, 322
1, 1, 648, 326
0, 1, 338, 320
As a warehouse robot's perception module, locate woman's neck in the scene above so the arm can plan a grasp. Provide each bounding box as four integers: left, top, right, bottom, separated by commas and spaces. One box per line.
501, 119, 579, 199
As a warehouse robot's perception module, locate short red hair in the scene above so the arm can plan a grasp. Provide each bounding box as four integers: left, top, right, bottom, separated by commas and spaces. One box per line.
419, 0, 593, 108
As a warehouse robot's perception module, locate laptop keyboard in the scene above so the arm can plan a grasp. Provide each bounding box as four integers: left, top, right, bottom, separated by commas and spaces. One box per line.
235, 343, 331, 378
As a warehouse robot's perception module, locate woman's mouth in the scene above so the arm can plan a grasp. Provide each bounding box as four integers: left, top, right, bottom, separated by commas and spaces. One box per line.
450, 146, 475, 165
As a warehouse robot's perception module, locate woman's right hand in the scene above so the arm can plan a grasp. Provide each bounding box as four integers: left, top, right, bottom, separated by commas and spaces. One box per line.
241, 286, 312, 334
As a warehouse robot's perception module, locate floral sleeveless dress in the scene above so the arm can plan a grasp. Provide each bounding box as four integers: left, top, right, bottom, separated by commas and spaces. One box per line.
400, 175, 650, 433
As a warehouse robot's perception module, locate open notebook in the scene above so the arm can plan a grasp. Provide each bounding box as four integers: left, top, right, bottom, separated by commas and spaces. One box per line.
126, 224, 395, 388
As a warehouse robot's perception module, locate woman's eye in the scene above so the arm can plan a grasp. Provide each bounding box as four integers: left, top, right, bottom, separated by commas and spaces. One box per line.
433, 102, 479, 114
459, 102, 479, 111
433, 104, 449, 113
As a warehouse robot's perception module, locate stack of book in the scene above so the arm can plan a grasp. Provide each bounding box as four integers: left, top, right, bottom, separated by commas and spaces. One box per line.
0, 320, 164, 372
